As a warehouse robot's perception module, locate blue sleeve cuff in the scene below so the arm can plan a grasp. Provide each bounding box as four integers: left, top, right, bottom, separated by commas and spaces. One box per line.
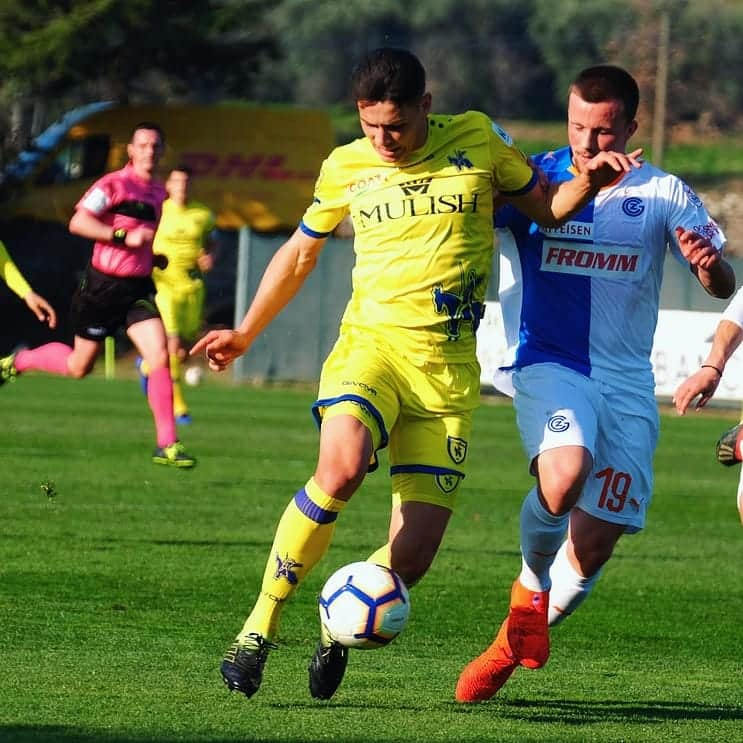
300, 221, 332, 239
499, 170, 538, 197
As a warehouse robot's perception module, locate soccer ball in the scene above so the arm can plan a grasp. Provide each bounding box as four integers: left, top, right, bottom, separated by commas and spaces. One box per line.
318, 561, 410, 649
183, 365, 203, 387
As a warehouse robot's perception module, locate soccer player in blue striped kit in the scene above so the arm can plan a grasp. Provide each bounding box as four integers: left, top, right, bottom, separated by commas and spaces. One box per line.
456, 65, 736, 702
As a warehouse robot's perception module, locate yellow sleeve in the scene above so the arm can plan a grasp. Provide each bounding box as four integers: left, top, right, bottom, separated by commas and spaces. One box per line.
0, 240, 32, 299
300, 153, 349, 235
487, 119, 536, 195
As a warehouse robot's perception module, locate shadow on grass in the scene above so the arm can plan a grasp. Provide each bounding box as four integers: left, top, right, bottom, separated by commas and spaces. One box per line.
265, 696, 743, 725
456, 697, 743, 724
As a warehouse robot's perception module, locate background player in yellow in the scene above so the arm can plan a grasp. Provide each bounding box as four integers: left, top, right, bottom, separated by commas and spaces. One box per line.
0, 239, 57, 330
138, 165, 217, 424
192, 47, 641, 702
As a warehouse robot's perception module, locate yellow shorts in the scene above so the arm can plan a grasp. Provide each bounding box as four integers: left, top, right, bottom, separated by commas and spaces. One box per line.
312, 329, 480, 511
154, 282, 205, 340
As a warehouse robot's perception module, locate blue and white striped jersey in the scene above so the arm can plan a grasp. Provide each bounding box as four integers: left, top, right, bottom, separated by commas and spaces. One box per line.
497, 146, 726, 389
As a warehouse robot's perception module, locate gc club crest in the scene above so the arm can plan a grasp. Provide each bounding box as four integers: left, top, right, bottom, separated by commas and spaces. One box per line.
547, 414, 570, 433
447, 436, 468, 464
621, 196, 645, 217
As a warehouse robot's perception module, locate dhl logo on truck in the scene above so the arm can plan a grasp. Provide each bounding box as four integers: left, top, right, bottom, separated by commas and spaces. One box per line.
180, 152, 316, 181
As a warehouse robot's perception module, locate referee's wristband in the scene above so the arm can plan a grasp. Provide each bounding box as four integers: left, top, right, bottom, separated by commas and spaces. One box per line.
701, 364, 723, 377
112, 228, 127, 245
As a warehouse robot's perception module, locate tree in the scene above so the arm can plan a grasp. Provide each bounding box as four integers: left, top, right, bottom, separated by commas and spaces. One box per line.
0, 0, 740, 163
252, 0, 553, 137
530, 0, 743, 138
669, 0, 743, 130
0, 0, 279, 157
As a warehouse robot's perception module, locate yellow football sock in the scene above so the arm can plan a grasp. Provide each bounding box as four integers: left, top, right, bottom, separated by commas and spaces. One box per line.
140, 359, 151, 376
169, 354, 187, 416
367, 544, 391, 567
239, 478, 346, 641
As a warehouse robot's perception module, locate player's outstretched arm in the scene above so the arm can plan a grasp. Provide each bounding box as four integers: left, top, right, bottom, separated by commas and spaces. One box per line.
673, 319, 743, 414
507, 148, 643, 227
0, 240, 56, 327
24, 290, 57, 328
190, 227, 326, 372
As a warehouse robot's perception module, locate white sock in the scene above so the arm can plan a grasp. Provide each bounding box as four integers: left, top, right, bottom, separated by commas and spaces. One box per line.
518, 487, 569, 592
548, 541, 602, 626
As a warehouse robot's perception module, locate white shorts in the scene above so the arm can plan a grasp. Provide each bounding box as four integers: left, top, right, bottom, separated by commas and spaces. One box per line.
512, 363, 659, 533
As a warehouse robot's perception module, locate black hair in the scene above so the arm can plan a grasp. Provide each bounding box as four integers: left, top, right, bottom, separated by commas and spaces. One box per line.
351, 47, 426, 105
570, 65, 639, 121
130, 121, 165, 145
170, 163, 193, 176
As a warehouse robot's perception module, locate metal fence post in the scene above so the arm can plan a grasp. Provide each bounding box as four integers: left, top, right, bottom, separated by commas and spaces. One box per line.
233, 226, 251, 382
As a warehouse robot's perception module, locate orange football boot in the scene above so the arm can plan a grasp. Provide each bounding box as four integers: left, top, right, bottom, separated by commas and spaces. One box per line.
455, 580, 549, 702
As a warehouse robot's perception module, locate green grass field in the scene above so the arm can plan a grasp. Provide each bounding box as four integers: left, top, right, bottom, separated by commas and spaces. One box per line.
1, 374, 742, 743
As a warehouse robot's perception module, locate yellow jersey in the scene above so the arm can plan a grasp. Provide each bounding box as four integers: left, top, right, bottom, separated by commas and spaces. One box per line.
0, 240, 32, 299
301, 111, 535, 362
152, 199, 216, 291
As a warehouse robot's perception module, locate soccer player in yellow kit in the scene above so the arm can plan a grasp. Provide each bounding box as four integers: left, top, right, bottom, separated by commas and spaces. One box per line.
192, 47, 641, 701
139, 165, 217, 424
0, 239, 57, 330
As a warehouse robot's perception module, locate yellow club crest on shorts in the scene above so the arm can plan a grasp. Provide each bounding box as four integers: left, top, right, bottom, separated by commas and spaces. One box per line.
447, 436, 468, 464
435, 472, 462, 494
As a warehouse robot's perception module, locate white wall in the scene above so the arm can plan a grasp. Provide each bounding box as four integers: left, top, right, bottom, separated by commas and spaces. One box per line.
476, 302, 743, 404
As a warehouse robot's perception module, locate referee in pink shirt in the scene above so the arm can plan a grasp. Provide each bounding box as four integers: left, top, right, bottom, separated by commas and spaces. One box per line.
0, 122, 196, 468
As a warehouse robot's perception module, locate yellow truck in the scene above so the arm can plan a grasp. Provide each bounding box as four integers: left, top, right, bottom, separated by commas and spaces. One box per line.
0, 101, 335, 231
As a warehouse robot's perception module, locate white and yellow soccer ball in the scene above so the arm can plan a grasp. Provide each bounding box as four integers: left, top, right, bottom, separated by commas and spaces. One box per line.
318, 561, 410, 649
